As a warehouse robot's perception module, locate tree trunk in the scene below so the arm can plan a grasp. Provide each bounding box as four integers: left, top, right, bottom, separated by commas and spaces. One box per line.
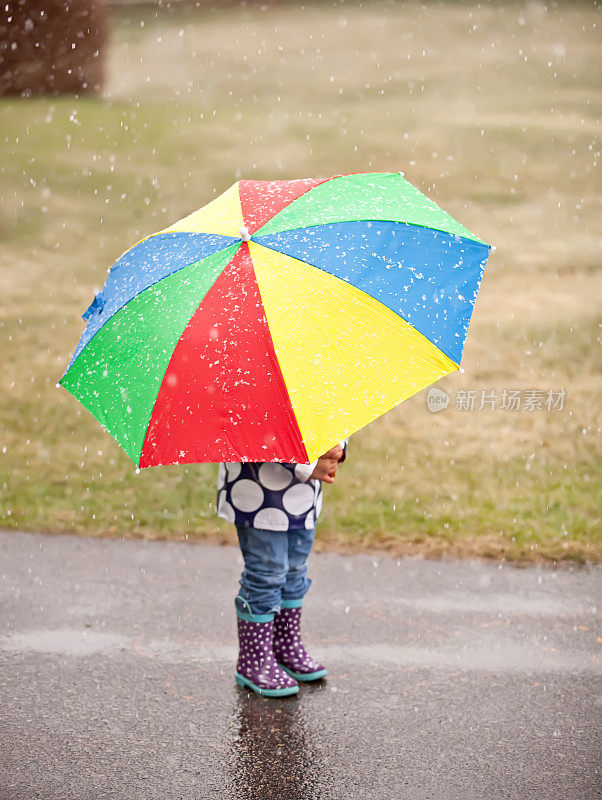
0, 0, 108, 96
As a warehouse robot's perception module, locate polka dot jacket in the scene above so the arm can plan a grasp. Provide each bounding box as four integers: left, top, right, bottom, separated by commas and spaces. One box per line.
216, 442, 347, 532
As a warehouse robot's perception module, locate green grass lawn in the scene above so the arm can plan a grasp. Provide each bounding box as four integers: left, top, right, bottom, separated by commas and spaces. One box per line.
1, 2, 600, 562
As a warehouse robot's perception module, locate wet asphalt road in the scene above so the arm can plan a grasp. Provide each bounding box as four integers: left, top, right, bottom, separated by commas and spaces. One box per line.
0, 530, 600, 800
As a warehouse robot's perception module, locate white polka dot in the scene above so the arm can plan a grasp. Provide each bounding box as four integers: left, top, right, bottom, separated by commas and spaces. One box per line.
282, 483, 314, 516
315, 490, 323, 518
231, 479, 264, 512
305, 510, 315, 530
258, 463, 293, 491
225, 462, 241, 481
217, 491, 235, 522
217, 463, 226, 491
253, 507, 289, 531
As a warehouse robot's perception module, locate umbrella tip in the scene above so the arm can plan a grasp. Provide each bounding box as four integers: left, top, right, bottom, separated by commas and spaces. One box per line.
239, 226, 251, 242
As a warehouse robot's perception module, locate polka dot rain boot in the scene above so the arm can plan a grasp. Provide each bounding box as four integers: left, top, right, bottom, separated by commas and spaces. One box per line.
273, 600, 327, 682
234, 596, 299, 698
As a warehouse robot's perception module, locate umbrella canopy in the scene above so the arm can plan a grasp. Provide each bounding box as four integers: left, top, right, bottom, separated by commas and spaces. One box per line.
60, 172, 492, 468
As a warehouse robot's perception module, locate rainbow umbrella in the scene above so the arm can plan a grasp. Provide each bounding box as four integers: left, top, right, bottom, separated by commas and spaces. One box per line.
60, 172, 491, 468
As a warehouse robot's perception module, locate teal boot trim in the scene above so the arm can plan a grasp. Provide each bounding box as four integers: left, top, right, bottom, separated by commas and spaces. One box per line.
279, 664, 328, 682
235, 672, 299, 697
280, 597, 304, 609
235, 595, 274, 623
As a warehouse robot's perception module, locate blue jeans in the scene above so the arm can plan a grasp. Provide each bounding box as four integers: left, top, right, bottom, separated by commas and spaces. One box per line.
235, 525, 315, 616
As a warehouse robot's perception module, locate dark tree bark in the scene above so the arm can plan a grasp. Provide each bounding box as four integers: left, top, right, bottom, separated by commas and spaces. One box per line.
0, 0, 107, 96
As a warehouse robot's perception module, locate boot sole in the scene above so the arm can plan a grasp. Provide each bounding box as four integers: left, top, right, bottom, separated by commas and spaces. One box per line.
278, 664, 328, 682
235, 672, 299, 697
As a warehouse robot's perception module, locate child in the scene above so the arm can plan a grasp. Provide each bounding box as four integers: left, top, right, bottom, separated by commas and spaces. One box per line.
217, 443, 347, 697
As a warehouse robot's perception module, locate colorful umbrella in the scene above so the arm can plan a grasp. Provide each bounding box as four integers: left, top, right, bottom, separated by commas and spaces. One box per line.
60, 172, 492, 468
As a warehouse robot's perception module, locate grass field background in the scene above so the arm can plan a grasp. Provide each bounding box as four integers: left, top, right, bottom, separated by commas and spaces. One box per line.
1, 1, 600, 562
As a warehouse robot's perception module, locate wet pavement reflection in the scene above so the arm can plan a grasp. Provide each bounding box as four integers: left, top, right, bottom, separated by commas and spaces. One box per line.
231, 683, 332, 800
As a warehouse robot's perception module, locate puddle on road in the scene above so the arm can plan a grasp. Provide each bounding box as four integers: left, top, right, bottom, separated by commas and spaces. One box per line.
322, 643, 601, 675
384, 593, 597, 617
0, 628, 131, 656
1, 628, 599, 675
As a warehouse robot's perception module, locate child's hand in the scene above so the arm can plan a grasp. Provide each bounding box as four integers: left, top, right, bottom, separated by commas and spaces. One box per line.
310, 445, 345, 483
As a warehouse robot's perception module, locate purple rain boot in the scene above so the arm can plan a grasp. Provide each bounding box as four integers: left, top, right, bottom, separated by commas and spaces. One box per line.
234, 597, 299, 698
273, 600, 327, 682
